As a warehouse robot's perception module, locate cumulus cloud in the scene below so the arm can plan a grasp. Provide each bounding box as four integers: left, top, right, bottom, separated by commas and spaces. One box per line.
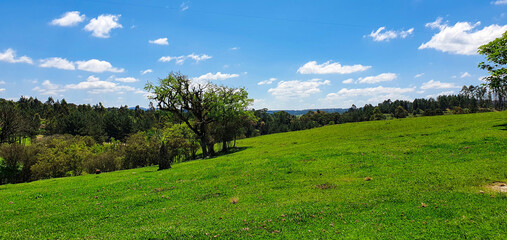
342, 78, 354, 84
0, 88, 4, 93
0, 48, 33, 64
426, 91, 456, 99
37, 57, 123, 73
419, 17, 507, 55
32, 80, 66, 96
65, 75, 143, 94
75, 59, 124, 73
50, 11, 86, 27
141, 69, 153, 75
84, 14, 122, 38
368, 27, 414, 41
327, 86, 415, 98
297, 61, 371, 74
193, 72, 239, 82
115, 77, 138, 83
460, 72, 471, 78
149, 38, 169, 45
258, 78, 277, 85
159, 54, 212, 64
268, 79, 330, 99
357, 73, 398, 84
421, 80, 460, 90
324, 86, 416, 106
39, 57, 75, 70
415, 73, 424, 78
493, 0, 507, 5
180, 2, 189, 11
0, 81, 5, 84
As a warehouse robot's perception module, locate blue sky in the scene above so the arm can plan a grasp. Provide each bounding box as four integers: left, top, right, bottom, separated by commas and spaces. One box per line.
1, 0, 506, 110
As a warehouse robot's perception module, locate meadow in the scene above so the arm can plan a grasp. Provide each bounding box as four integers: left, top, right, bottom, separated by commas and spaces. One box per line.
1, 111, 506, 239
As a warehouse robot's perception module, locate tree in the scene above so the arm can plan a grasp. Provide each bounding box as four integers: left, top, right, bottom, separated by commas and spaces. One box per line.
478, 31, 507, 108
370, 107, 385, 120
0, 101, 25, 143
394, 106, 408, 119
146, 72, 252, 157
209, 86, 254, 152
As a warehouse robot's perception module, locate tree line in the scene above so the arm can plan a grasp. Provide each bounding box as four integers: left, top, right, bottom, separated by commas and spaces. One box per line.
0, 80, 505, 184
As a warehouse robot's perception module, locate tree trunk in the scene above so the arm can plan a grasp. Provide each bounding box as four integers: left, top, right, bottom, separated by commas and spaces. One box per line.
207, 141, 215, 156
222, 140, 228, 152
199, 137, 208, 158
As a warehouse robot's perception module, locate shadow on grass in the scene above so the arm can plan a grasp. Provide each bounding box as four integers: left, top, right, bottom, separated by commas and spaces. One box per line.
493, 123, 507, 131
211, 146, 250, 158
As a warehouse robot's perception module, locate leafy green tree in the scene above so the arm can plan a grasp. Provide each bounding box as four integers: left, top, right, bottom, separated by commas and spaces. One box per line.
146, 73, 215, 157
0, 101, 25, 143
146, 72, 252, 157
478, 31, 507, 108
394, 106, 408, 119
371, 107, 385, 120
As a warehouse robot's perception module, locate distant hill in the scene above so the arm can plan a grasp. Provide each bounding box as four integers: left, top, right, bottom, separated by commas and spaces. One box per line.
266, 108, 348, 115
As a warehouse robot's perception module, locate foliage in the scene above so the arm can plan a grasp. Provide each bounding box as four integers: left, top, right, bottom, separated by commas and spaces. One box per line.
478, 30, 507, 106
146, 72, 253, 157
394, 105, 408, 118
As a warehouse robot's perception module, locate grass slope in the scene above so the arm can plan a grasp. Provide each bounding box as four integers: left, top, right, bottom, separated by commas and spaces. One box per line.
1, 112, 506, 239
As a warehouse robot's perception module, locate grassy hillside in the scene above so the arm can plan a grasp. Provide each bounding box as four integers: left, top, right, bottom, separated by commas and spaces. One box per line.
1, 112, 506, 239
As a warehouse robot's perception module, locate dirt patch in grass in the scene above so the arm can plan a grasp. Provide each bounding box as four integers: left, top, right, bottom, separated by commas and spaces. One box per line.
488, 182, 507, 193
316, 183, 336, 189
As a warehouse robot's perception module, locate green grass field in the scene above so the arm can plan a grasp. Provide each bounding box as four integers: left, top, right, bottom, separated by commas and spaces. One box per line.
1, 112, 506, 239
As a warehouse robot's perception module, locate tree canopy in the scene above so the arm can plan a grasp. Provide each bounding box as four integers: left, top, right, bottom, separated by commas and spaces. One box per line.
145, 72, 253, 157
478, 30, 507, 106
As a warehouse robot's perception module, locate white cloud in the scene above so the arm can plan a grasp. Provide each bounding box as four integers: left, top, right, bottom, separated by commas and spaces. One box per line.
187, 53, 212, 62
50, 11, 86, 27
84, 14, 122, 38
0, 88, 4, 93
39, 57, 75, 70
268, 79, 330, 99
421, 80, 460, 90
0, 48, 33, 64
75, 59, 124, 73
65, 75, 143, 94
368, 27, 414, 42
258, 78, 277, 85
426, 91, 456, 99
327, 86, 415, 98
37, 57, 123, 73
342, 78, 354, 84
32, 80, 66, 96
324, 86, 416, 106
460, 72, 471, 78
0, 81, 5, 84
149, 38, 169, 45
357, 73, 397, 84
419, 18, 507, 55
141, 69, 153, 75
230, 47, 239, 50
415, 73, 424, 78
180, 2, 189, 11
297, 61, 371, 74
192, 72, 239, 85
493, 0, 507, 5
115, 77, 138, 83
159, 54, 212, 64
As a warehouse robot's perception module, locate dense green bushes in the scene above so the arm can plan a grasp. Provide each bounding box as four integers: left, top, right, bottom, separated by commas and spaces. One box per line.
0, 125, 200, 184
